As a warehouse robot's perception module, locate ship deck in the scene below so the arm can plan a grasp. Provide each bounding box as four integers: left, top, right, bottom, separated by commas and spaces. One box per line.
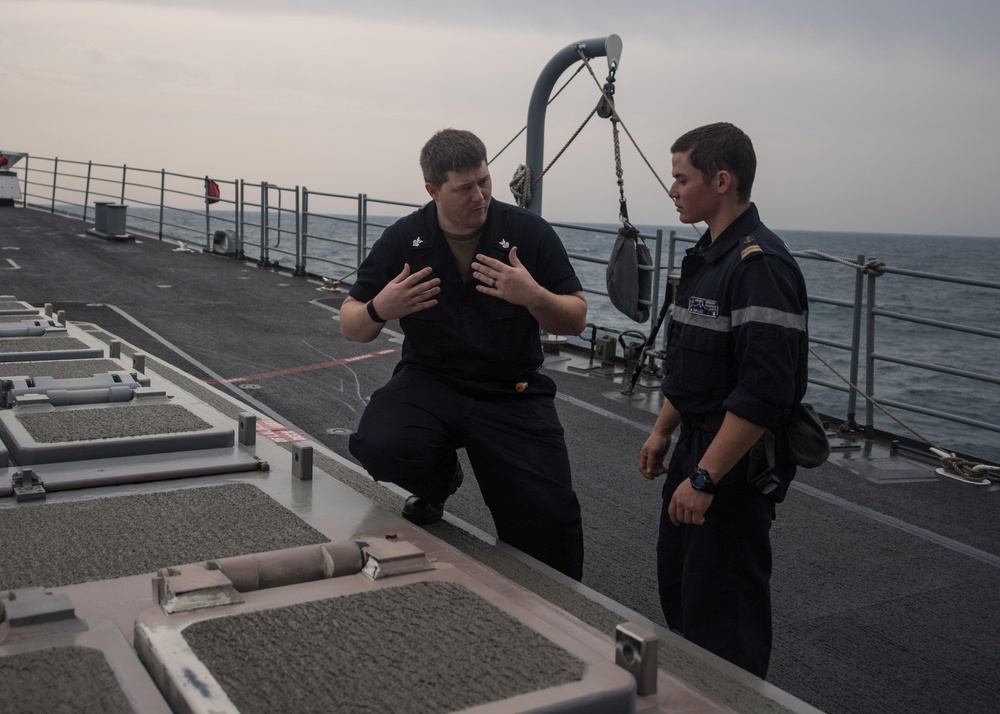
2, 206, 998, 713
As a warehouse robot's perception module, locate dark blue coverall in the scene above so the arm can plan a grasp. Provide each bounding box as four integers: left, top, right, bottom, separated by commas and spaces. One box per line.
658, 203, 809, 678
347, 199, 585, 580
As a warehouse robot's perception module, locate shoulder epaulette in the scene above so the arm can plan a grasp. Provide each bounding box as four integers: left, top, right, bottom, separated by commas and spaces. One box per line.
740, 233, 763, 260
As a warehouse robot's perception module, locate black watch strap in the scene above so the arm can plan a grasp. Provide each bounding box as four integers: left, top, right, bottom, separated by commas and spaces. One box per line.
367, 300, 387, 323
689, 467, 719, 494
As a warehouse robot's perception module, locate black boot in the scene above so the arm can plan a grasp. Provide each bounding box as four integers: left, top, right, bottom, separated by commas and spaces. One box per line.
401, 462, 464, 526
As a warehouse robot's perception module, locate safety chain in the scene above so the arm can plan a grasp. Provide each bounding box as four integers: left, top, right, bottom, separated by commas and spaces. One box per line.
574, 51, 672, 197
809, 346, 999, 484
510, 43, 653, 211
610, 116, 631, 226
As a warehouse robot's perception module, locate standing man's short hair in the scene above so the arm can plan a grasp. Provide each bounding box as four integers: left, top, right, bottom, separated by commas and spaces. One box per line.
671, 122, 756, 203
420, 129, 488, 187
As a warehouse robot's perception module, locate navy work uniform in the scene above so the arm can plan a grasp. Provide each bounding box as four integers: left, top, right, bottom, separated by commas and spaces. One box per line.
658, 203, 809, 678
348, 198, 585, 580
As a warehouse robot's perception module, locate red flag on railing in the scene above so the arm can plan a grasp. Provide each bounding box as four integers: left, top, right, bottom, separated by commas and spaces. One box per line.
205, 179, 221, 205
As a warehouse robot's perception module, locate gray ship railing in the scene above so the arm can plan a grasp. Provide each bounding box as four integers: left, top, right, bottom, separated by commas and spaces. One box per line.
12, 153, 1000, 462
861, 264, 1000, 437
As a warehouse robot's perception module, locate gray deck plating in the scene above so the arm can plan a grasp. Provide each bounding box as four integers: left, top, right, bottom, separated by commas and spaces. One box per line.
2, 206, 997, 713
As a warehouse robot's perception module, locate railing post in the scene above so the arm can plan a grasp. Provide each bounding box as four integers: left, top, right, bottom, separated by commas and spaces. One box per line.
237, 178, 244, 259
864, 269, 878, 439
158, 170, 166, 240
260, 181, 269, 266
296, 186, 306, 276
204, 175, 211, 251
844, 254, 866, 429
51, 157, 59, 213
20, 155, 29, 208
83, 161, 92, 222
276, 185, 283, 254
356, 193, 366, 268
121, 165, 127, 203
650, 229, 663, 328
663, 230, 680, 351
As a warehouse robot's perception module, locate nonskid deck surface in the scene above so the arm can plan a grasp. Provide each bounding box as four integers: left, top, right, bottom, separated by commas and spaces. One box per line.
0, 286, 689, 713
2, 207, 998, 713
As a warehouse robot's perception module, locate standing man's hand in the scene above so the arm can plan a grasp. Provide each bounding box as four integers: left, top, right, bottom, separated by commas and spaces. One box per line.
668, 480, 713, 525
638, 433, 672, 481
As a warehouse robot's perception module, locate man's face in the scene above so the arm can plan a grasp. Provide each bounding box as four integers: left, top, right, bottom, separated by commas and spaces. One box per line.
427, 161, 492, 235
668, 151, 719, 225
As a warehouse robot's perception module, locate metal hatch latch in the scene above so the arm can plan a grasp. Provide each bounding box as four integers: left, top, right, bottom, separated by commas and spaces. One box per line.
362, 537, 435, 580
0, 588, 80, 637
154, 564, 244, 615
12, 468, 45, 502
615, 621, 659, 697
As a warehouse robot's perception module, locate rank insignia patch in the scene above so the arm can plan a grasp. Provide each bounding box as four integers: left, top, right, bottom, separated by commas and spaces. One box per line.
740, 234, 762, 260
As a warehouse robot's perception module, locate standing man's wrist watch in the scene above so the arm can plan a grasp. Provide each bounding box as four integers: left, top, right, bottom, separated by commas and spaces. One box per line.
689, 467, 719, 494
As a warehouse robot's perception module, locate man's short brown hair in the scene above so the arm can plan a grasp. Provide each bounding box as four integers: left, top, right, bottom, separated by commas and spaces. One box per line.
420, 129, 488, 187
671, 122, 756, 203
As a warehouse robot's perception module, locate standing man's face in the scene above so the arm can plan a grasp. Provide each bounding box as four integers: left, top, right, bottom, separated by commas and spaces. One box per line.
427, 161, 492, 235
668, 151, 722, 226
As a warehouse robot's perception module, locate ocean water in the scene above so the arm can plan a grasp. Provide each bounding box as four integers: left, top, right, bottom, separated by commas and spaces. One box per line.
135, 207, 1000, 465
569, 224, 1000, 465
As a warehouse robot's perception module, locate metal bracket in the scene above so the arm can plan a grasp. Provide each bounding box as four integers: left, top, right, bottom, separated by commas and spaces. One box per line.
291, 442, 313, 480
12, 468, 45, 502
362, 538, 435, 580
153, 564, 244, 614
238, 412, 256, 446
615, 621, 658, 696
1, 588, 76, 628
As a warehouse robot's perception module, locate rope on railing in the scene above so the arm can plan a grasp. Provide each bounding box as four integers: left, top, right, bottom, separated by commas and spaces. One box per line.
810, 346, 999, 484
798, 250, 886, 276
508, 164, 532, 209
510, 105, 599, 208
799, 250, 998, 482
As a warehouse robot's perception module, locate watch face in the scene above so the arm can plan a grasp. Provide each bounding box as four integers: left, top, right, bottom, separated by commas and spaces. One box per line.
690, 469, 716, 492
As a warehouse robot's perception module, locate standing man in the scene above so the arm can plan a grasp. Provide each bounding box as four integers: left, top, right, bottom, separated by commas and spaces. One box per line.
341, 128, 587, 581
638, 123, 808, 678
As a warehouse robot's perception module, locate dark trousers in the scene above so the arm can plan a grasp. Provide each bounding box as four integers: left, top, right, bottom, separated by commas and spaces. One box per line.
349, 367, 584, 580
657, 427, 777, 679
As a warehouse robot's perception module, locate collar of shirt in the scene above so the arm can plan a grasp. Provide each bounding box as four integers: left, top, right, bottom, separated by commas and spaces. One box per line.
689, 203, 762, 264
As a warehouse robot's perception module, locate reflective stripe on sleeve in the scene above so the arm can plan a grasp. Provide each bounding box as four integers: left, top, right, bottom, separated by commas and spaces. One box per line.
732, 305, 807, 331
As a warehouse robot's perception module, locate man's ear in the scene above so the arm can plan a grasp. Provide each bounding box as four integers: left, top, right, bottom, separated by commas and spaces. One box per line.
425, 182, 439, 200
715, 170, 734, 195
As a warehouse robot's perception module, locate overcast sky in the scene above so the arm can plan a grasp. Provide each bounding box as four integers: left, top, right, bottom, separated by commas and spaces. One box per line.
4, 0, 998, 237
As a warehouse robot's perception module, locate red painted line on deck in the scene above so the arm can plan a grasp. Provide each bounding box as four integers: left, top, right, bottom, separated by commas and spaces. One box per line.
206, 347, 400, 384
